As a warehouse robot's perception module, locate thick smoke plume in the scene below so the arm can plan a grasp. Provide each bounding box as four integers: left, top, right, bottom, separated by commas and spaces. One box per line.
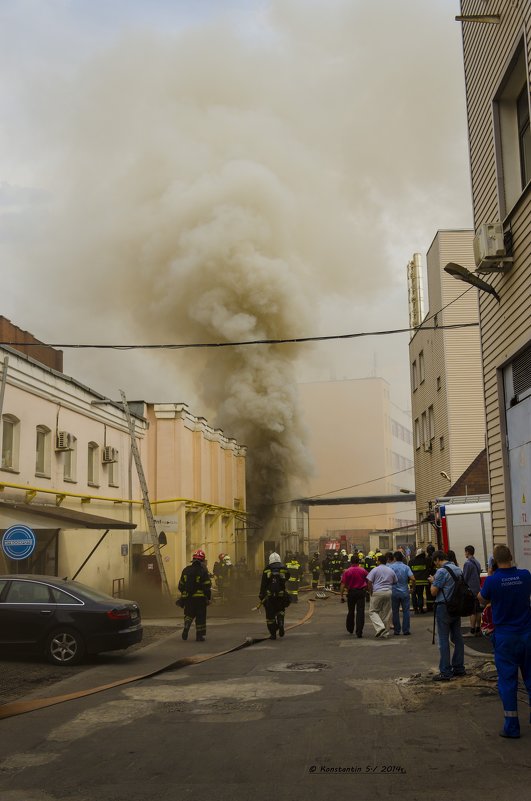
2, 0, 472, 515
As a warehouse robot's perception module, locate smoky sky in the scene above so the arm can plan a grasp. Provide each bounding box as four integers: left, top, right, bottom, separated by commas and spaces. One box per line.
0, 0, 472, 509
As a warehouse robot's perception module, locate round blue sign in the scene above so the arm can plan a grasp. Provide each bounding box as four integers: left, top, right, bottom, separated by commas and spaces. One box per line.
2, 525, 37, 560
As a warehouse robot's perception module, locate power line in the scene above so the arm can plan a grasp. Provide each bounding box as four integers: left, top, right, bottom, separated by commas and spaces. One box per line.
0, 321, 478, 352
295, 466, 415, 501
270, 505, 417, 522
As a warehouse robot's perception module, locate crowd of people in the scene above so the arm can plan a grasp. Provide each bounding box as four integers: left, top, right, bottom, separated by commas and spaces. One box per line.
175, 542, 531, 740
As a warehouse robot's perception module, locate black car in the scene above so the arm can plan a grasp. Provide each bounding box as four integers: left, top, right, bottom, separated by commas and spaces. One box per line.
0, 574, 143, 666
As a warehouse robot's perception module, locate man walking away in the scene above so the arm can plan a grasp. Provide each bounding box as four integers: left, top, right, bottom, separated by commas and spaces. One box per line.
285, 553, 301, 603
322, 552, 333, 590
478, 544, 531, 739
409, 549, 430, 614
259, 552, 291, 640
389, 551, 415, 635
177, 549, 212, 642
367, 555, 397, 638
309, 551, 321, 590
331, 551, 343, 591
463, 545, 482, 635
428, 550, 465, 681
340, 555, 369, 637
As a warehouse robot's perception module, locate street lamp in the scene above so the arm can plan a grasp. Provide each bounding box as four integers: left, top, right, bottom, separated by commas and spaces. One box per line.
444, 262, 500, 302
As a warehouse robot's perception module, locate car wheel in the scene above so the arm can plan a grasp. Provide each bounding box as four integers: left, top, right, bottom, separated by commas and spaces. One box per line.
46, 628, 85, 666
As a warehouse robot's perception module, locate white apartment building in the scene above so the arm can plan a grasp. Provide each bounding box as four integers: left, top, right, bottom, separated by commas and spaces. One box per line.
459, 1, 531, 568
297, 377, 415, 548
0, 344, 148, 594
408, 231, 486, 543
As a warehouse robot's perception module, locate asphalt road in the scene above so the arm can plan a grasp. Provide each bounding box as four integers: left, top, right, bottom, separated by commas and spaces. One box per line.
0, 594, 527, 801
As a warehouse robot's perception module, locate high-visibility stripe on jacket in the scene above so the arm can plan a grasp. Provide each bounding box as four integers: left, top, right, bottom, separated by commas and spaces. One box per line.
178, 563, 212, 599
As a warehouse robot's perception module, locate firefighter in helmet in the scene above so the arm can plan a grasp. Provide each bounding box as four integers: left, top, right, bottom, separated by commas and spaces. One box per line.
177, 549, 212, 642
309, 551, 321, 590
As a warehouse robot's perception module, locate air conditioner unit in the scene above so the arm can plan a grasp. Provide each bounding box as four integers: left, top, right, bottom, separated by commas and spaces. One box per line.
473, 222, 513, 274
102, 446, 118, 463
55, 431, 73, 451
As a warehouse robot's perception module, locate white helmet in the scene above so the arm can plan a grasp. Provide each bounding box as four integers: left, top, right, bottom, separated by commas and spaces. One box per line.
269, 552, 281, 564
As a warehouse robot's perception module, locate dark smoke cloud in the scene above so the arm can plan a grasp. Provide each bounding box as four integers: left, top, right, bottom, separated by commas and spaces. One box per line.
0, 0, 472, 510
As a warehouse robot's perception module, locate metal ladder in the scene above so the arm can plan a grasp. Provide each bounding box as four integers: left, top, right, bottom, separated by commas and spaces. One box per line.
120, 390, 171, 598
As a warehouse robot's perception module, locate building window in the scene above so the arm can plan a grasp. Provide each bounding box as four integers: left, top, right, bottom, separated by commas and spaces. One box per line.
35, 425, 51, 477
440, 435, 445, 451
494, 40, 530, 215
88, 442, 99, 486
421, 411, 428, 446
517, 85, 531, 189
414, 418, 421, 450
412, 360, 418, 390
1, 414, 20, 471
437, 376, 441, 391
63, 436, 77, 482
419, 351, 425, 383
428, 405, 435, 441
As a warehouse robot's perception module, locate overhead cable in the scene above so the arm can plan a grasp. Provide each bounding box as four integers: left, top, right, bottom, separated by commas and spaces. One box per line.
0, 321, 479, 351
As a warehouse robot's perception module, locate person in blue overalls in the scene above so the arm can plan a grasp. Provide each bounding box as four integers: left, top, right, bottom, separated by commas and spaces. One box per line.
479, 543, 531, 739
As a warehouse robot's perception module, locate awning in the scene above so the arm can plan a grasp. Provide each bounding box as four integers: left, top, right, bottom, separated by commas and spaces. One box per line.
0, 500, 136, 530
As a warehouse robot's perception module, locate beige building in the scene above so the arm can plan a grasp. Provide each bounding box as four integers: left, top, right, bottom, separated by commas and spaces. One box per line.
142, 402, 247, 579
408, 231, 486, 543
459, 1, 531, 568
0, 341, 247, 596
296, 377, 415, 550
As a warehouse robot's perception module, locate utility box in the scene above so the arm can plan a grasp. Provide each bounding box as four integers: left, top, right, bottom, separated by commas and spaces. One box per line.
473, 222, 512, 273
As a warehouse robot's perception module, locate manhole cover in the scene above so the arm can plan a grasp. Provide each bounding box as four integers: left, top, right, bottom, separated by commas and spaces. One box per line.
267, 661, 330, 672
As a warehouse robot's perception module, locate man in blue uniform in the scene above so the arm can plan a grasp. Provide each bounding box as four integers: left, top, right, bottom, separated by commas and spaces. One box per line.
479, 543, 531, 738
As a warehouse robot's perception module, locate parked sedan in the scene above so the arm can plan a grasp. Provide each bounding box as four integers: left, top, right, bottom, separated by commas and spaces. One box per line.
0, 575, 143, 666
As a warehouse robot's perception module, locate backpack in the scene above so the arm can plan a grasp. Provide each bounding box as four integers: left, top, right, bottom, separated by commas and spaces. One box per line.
268, 569, 286, 598
442, 564, 477, 617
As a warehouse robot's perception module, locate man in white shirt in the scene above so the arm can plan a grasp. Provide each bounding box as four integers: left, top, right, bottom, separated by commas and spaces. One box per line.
367, 555, 397, 638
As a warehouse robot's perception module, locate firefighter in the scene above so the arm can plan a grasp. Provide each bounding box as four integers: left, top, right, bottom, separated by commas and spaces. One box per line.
322, 551, 333, 589
285, 553, 302, 602
177, 549, 211, 642
363, 551, 376, 571
258, 552, 291, 639
309, 551, 321, 589
409, 548, 430, 613
331, 551, 343, 591
340, 549, 350, 571
222, 554, 234, 601
212, 553, 227, 600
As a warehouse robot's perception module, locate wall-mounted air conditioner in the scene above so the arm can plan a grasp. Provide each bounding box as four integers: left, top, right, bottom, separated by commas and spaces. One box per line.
102, 446, 119, 463
55, 431, 73, 451
473, 222, 513, 274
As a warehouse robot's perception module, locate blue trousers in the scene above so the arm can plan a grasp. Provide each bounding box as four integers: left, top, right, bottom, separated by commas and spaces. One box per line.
435, 604, 465, 677
492, 629, 531, 736
392, 593, 411, 634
